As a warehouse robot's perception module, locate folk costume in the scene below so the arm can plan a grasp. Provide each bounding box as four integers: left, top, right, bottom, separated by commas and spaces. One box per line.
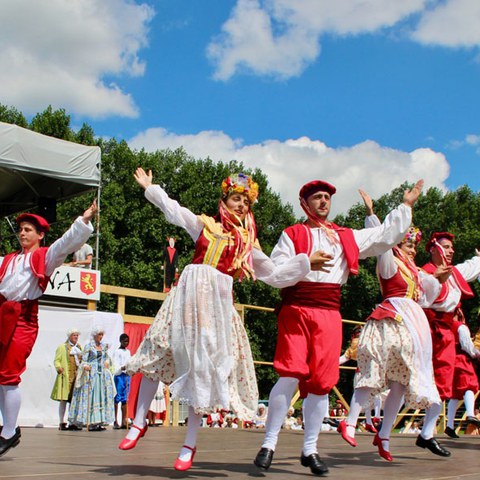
256, 180, 413, 470
446, 319, 480, 435
0, 213, 93, 455
341, 223, 442, 460
422, 232, 480, 400
121, 171, 312, 470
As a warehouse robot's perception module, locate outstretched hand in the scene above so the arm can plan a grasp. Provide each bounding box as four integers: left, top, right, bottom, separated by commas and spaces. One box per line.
82, 199, 98, 224
403, 179, 424, 207
358, 189, 374, 216
134, 167, 153, 190
433, 264, 452, 284
309, 250, 334, 272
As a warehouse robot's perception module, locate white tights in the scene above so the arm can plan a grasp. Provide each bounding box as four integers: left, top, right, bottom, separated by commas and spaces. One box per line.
447, 390, 475, 428
0, 384, 21, 439
421, 401, 442, 440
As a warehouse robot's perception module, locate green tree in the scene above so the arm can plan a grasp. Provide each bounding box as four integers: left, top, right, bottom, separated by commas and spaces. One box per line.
0, 104, 28, 127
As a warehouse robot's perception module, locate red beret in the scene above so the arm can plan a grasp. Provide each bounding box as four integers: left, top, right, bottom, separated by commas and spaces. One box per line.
16, 213, 50, 233
426, 231, 454, 252
299, 180, 336, 200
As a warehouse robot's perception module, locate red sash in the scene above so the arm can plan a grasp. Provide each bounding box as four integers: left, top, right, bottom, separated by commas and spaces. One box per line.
280, 282, 341, 311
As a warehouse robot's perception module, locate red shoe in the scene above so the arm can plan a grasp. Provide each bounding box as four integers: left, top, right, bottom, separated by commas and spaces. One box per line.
337, 420, 357, 447
174, 445, 196, 471
365, 423, 378, 434
373, 433, 393, 462
118, 424, 148, 450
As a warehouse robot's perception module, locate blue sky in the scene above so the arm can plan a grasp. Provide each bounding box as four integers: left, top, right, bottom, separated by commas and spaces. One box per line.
1, 0, 479, 215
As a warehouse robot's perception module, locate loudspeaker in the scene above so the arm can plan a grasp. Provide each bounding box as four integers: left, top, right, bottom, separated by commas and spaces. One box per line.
38, 197, 57, 224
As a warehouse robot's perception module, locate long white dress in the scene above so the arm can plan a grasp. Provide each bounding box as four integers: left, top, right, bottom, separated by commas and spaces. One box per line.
127, 185, 311, 420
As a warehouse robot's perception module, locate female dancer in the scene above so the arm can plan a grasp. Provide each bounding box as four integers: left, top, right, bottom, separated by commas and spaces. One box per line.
338, 191, 450, 461
119, 168, 328, 470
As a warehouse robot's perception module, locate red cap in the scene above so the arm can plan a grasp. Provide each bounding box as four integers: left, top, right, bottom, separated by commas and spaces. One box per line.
299, 180, 336, 200
426, 231, 454, 252
16, 213, 50, 233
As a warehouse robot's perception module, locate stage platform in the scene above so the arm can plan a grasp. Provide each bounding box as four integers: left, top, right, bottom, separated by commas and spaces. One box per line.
0, 426, 478, 479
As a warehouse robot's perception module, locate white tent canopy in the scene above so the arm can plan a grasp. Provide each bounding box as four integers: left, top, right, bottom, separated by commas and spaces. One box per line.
0, 121, 101, 216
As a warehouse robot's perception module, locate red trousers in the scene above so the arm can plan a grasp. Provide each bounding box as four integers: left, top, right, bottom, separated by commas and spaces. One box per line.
273, 304, 342, 397
424, 309, 456, 400
0, 299, 39, 385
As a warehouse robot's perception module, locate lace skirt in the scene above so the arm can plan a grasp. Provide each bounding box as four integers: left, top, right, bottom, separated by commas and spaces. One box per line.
127, 264, 258, 420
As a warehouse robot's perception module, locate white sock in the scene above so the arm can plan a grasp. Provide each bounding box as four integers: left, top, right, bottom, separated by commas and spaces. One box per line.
303, 393, 329, 456
464, 390, 475, 418
447, 399, 459, 429
178, 407, 203, 461
125, 376, 159, 440
378, 382, 406, 451
365, 406, 372, 425
261, 377, 299, 450
346, 387, 372, 438
59, 400, 67, 424
421, 402, 442, 440
1, 385, 21, 439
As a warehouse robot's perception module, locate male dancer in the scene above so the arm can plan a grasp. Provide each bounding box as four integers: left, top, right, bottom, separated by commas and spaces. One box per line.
0, 201, 96, 457
420, 233, 480, 455
254, 179, 423, 475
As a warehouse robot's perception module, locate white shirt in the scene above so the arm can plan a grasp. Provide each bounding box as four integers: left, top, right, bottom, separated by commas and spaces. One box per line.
144, 185, 311, 289
271, 204, 412, 285
0, 217, 93, 302
73, 243, 93, 268
458, 324, 480, 358
112, 348, 132, 376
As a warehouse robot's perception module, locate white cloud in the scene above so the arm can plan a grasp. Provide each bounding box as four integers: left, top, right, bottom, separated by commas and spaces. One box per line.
465, 134, 480, 146
0, 0, 154, 118
412, 0, 480, 47
208, 0, 480, 80
129, 128, 449, 216
207, 0, 427, 80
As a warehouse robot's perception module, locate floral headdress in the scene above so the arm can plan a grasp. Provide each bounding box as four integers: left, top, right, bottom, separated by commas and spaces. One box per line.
401, 226, 422, 245
221, 173, 259, 204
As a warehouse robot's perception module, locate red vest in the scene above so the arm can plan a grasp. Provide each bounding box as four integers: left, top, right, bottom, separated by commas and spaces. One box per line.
0, 247, 50, 292
422, 262, 474, 304
284, 223, 359, 275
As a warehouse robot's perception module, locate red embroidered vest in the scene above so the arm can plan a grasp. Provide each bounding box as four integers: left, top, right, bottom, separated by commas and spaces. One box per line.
284, 223, 359, 275
422, 262, 474, 304
0, 247, 50, 292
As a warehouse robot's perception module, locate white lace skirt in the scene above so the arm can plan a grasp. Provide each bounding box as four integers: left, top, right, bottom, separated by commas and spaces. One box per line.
127, 264, 258, 420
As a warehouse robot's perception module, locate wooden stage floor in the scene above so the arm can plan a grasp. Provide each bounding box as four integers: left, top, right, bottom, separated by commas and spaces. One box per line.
0, 426, 478, 480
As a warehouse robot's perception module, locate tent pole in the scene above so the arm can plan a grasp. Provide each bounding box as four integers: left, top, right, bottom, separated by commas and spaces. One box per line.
94, 162, 102, 271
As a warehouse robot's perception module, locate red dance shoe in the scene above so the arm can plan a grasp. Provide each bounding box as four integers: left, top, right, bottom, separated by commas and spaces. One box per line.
118, 423, 148, 450
373, 433, 393, 462
365, 423, 378, 434
337, 420, 357, 447
174, 445, 196, 471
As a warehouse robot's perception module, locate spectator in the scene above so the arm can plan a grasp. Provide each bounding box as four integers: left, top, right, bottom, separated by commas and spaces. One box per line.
112, 334, 131, 429
50, 328, 83, 431
283, 407, 296, 430
291, 414, 304, 430
254, 404, 268, 428
68, 326, 115, 431
70, 243, 93, 268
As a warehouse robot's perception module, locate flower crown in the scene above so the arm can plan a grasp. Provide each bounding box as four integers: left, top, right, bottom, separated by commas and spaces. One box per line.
402, 226, 422, 245
221, 173, 259, 204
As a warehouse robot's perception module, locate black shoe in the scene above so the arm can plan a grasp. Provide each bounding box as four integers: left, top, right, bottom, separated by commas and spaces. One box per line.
415, 435, 451, 457
0, 427, 21, 457
444, 426, 459, 439
67, 424, 82, 431
113, 424, 121, 430
59, 423, 68, 431
466, 416, 480, 427
254, 447, 274, 470
300, 453, 329, 476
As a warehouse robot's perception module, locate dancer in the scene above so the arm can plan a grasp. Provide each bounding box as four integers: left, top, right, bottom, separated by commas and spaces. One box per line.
254, 179, 423, 475
338, 191, 449, 461
421, 233, 480, 454
0, 201, 96, 456
120, 168, 330, 471
445, 310, 480, 438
